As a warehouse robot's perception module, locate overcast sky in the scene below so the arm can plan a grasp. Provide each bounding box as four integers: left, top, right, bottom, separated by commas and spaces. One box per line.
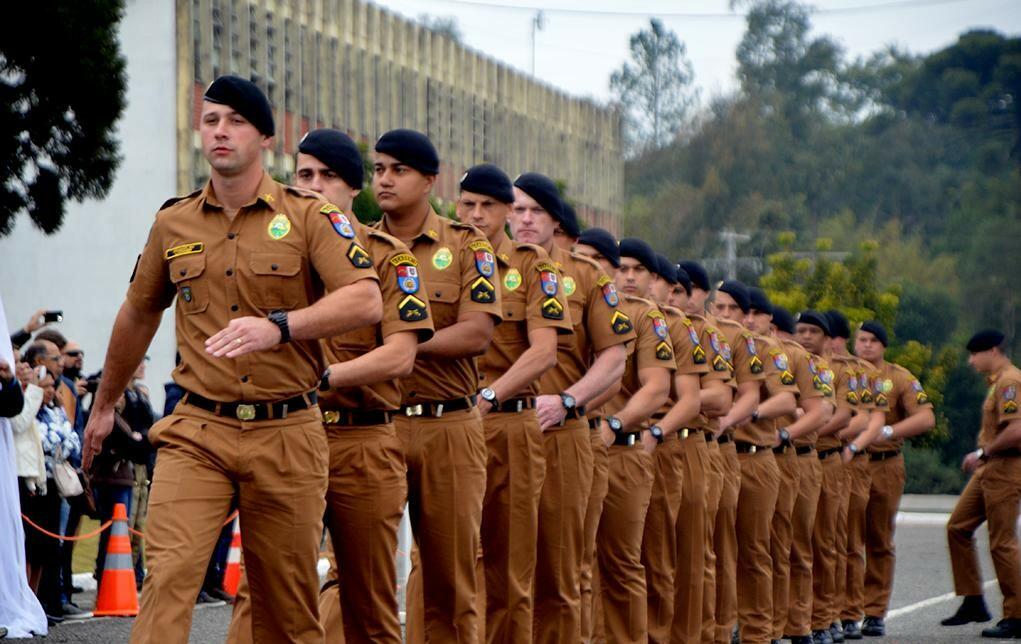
380, 0, 1020, 105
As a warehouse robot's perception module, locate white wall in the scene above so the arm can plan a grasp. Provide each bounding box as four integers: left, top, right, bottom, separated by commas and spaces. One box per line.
0, 0, 177, 412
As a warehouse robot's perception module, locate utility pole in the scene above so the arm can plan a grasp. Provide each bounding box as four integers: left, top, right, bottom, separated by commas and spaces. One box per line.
531, 11, 545, 76
719, 229, 751, 280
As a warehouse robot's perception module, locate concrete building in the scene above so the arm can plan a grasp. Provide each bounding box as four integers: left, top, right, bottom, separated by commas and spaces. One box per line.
1, 0, 623, 410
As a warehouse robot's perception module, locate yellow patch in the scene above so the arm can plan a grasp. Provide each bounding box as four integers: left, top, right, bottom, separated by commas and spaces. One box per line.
597, 274, 613, 288
268, 213, 291, 240
262, 193, 275, 204
164, 242, 204, 260
469, 239, 495, 253
320, 203, 341, 214
389, 252, 418, 267
535, 262, 557, 273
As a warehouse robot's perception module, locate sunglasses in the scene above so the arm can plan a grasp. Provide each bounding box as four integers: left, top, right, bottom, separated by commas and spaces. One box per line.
64, 350, 84, 358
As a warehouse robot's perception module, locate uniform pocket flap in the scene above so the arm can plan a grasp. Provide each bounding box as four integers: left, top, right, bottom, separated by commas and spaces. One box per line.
426, 280, 460, 304
169, 255, 206, 284
250, 253, 302, 277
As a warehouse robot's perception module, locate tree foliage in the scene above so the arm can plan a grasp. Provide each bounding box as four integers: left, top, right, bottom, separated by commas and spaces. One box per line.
0, 0, 127, 235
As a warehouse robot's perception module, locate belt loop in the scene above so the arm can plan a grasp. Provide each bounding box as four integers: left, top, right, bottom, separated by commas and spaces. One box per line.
516, 400, 523, 413
436, 403, 444, 418
281, 403, 288, 419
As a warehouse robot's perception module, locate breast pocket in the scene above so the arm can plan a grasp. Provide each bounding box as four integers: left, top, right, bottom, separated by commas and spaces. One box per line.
169, 255, 209, 315
250, 253, 305, 311
494, 299, 527, 345
425, 279, 461, 329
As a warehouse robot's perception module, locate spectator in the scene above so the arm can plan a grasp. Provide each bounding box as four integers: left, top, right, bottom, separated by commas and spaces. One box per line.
123, 358, 156, 589
9, 309, 53, 352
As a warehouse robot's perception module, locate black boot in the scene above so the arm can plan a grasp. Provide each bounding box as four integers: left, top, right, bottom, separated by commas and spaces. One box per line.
813, 628, 835, 644
830, 621, 846, 642
841, 620, 863, 640
941, 595, 992, 626
981, 618, 1021, 638
861, 616, 885, 637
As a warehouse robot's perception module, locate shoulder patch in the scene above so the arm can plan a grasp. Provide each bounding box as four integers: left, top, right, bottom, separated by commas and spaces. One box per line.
324, 208, 356, 239
390, 252, 418, 267
391, 254, 420, 295
598, 275, 620, 307
471, 276, 496, 303
398, 295, 428, 322
347, 242, 372, 268
541, 297, 565, 320
537, 263, 559, 297
655, 341, 674, 361
611, 310, 633, 335
648, 309, 669, 341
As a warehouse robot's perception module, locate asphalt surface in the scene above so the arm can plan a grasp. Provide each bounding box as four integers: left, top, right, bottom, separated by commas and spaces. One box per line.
8, 495, 1018, 643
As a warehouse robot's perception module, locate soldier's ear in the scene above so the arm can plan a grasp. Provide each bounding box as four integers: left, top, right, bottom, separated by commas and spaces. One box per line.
260, 135, 275, 151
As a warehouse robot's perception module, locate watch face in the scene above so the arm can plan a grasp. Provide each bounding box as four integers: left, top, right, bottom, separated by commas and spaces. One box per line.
652, 427, 663, 438
562, 394, 576, 409
482, 388, 496, 402
609, 417, 622, 431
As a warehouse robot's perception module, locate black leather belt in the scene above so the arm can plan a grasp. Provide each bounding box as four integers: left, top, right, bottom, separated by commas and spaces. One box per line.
613, 431, 642, 447
565, 406, 587, 420
796, 445, 815, 456
492, 397, 536, 413
183, 390, 316, 421
869, 449, 901, 461
399, 395, 476, 418
676, 427, 702, 440
321, 409, 394, 426
736, 440, 771, 455
705, 431, 715, 443
818, 447, 842, 459
588, 416, 603, 430
773, 442, 792, 454
993, 448, 1021, 458
717, 434, 733, 444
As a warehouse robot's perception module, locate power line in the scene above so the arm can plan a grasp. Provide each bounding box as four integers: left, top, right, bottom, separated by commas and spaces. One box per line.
436, 0, 974, 19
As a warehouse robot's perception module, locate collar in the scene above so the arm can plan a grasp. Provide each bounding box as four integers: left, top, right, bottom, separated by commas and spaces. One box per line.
200, 171, 278, 212
379, 207, 443, 244
493, 234, 515, 267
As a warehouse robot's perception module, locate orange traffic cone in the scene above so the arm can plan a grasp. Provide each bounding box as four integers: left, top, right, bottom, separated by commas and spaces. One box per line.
222, 516, 242, 596
94, 502, 139, 616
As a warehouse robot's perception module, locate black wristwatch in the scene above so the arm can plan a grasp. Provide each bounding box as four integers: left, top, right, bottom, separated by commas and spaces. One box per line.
606, 416, 623, 434
267, 310, 291, 344
778, 426, 791, 444
751, 409, 760, 422
649, 425, 665, 443
480, 387, 499, 408
319, 369, 332, 392
560, 392, 577, 411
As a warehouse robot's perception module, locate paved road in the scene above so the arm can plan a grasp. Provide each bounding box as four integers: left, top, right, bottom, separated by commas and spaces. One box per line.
9, 495, 1017, 642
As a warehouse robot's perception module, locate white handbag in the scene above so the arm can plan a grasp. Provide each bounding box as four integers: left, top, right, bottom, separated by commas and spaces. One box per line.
53, 445, 84, 498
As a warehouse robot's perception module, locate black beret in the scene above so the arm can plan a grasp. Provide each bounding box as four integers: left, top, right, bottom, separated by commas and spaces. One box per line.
772, 306, 796, 334
675, 267, 693, 295
619, 238, 658, 273
966, 328, 1005, 353
825, 309, 851, 339
577, 227, 620, 268
717, 280, 750, 313
204, 75, 275, 136
298, 128, 364, 189
859, 320, 889, 347
375, 129, 439, 175
679, 261, 710, 291
514, 172, 564, 222
460, 163, 514, 204
560, 202, 582, 239
656, 254, 678, 284
748, 287, 773, 316
797, 310, 831, 336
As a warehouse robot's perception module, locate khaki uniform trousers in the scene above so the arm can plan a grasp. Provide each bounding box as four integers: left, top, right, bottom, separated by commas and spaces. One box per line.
840, 452, 871, 621
714, 440, 741, 644
398, 408, 488, 644
228, 422, 407, 644
735, 449, 780, 644
948, 457, 1021, 618
594, 444, 655, 644
581, 428, 610, 643
670, 431, 710, 643
131, 406, 328, 644
811, 451, 844, 631
788, 453, 820, 635
832, 459, 851, 622
864, 453, 905, 618
768, 448, 801, 640
702, 439, 725, 643
533, 418, 594, 643
642, 435, 685, 643
477, 410, 546, 643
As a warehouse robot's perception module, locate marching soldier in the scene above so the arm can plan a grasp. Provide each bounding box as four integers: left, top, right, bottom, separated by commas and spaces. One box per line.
459, 164, 574, 642
373, 129, 504, 643
842, 321, 935, 637
942, 329, 1021, 639
83, 76, 384, 644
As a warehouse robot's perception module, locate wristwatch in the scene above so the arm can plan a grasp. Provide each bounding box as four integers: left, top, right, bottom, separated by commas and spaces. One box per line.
606, 416, 623, 434
777, 427, 791, 444
649, 425, 665, 443
318, 369, 332, 392
751, 409, 760, 422
480, 387, 499, 408
560, 392, 577, 411
976, 448, 988, 462
267, 310, 291, 344
848, 443, 860, 455
881, 424, 895, 440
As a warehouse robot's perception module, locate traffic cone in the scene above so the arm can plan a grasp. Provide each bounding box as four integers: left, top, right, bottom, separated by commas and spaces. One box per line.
94, 502, 139, 616
222, 516, 242, 596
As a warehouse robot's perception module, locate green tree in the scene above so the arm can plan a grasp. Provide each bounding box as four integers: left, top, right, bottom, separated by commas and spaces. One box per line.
0, 0, 127, 235
610, 18, 698, 155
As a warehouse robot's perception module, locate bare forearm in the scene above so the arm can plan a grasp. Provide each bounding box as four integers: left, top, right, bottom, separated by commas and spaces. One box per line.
890, 408, 936, 441
418, 316, 494, 359
788, 398, 828, 440
723, 383, 760, 428
565, 344, 627, 408
288, 280, 381, 341
585, 380, 620, 413
986, 422, 1021, 455
327, 333, 417, 390
851, 410, 887, 449
617, 370, 671, 431
700, 383, 733, 418
657, 376, 701, 434
756, 391, 797, 420
838, 411, 869, 441
819, 407, 852, 437
93, 302, 162, 413
489, 331, 557, 401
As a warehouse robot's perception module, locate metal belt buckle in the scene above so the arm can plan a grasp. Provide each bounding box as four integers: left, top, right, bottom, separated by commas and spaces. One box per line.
749, 445, 757, 454
627, 434, 636, 447
435, 403, 444, 417
236, 404, 256, 421
516, 400, 524, 413
323, 410, 340, 424
405, 404, 424, 417
680, 428, 689, 439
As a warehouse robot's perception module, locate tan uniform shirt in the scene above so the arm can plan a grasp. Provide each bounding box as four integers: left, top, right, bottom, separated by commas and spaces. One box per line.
867, 361, 932, 452
978, 364, 1021, 449
688, 312, 736, 432
376, 209, 503, 405
318, 221, 435, 411
537, 245, 636, 396
736, 334, 798, 445
479, 237, 574, 395
777, 340, 833, 447
127, 172, 379, 402
817, 354, 860, 450
655, 306, 710, 416
604, 296, 677, 418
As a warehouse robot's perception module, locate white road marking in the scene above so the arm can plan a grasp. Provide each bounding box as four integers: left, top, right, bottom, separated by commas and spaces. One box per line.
887, 579, 997, 620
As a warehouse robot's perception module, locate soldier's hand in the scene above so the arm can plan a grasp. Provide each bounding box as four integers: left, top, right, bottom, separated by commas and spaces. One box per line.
478, 399, 493, 417
536, 394, 567, 430
961, 451, 982, 474
841, 446, 854, 464
83, 407, 116, 473
640, 429, 658, 454
206, 317, 282, 358
600, 420, 615, 448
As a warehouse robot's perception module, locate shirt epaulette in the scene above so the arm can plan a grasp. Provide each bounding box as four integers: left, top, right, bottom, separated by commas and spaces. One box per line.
158, 189, 202, 211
